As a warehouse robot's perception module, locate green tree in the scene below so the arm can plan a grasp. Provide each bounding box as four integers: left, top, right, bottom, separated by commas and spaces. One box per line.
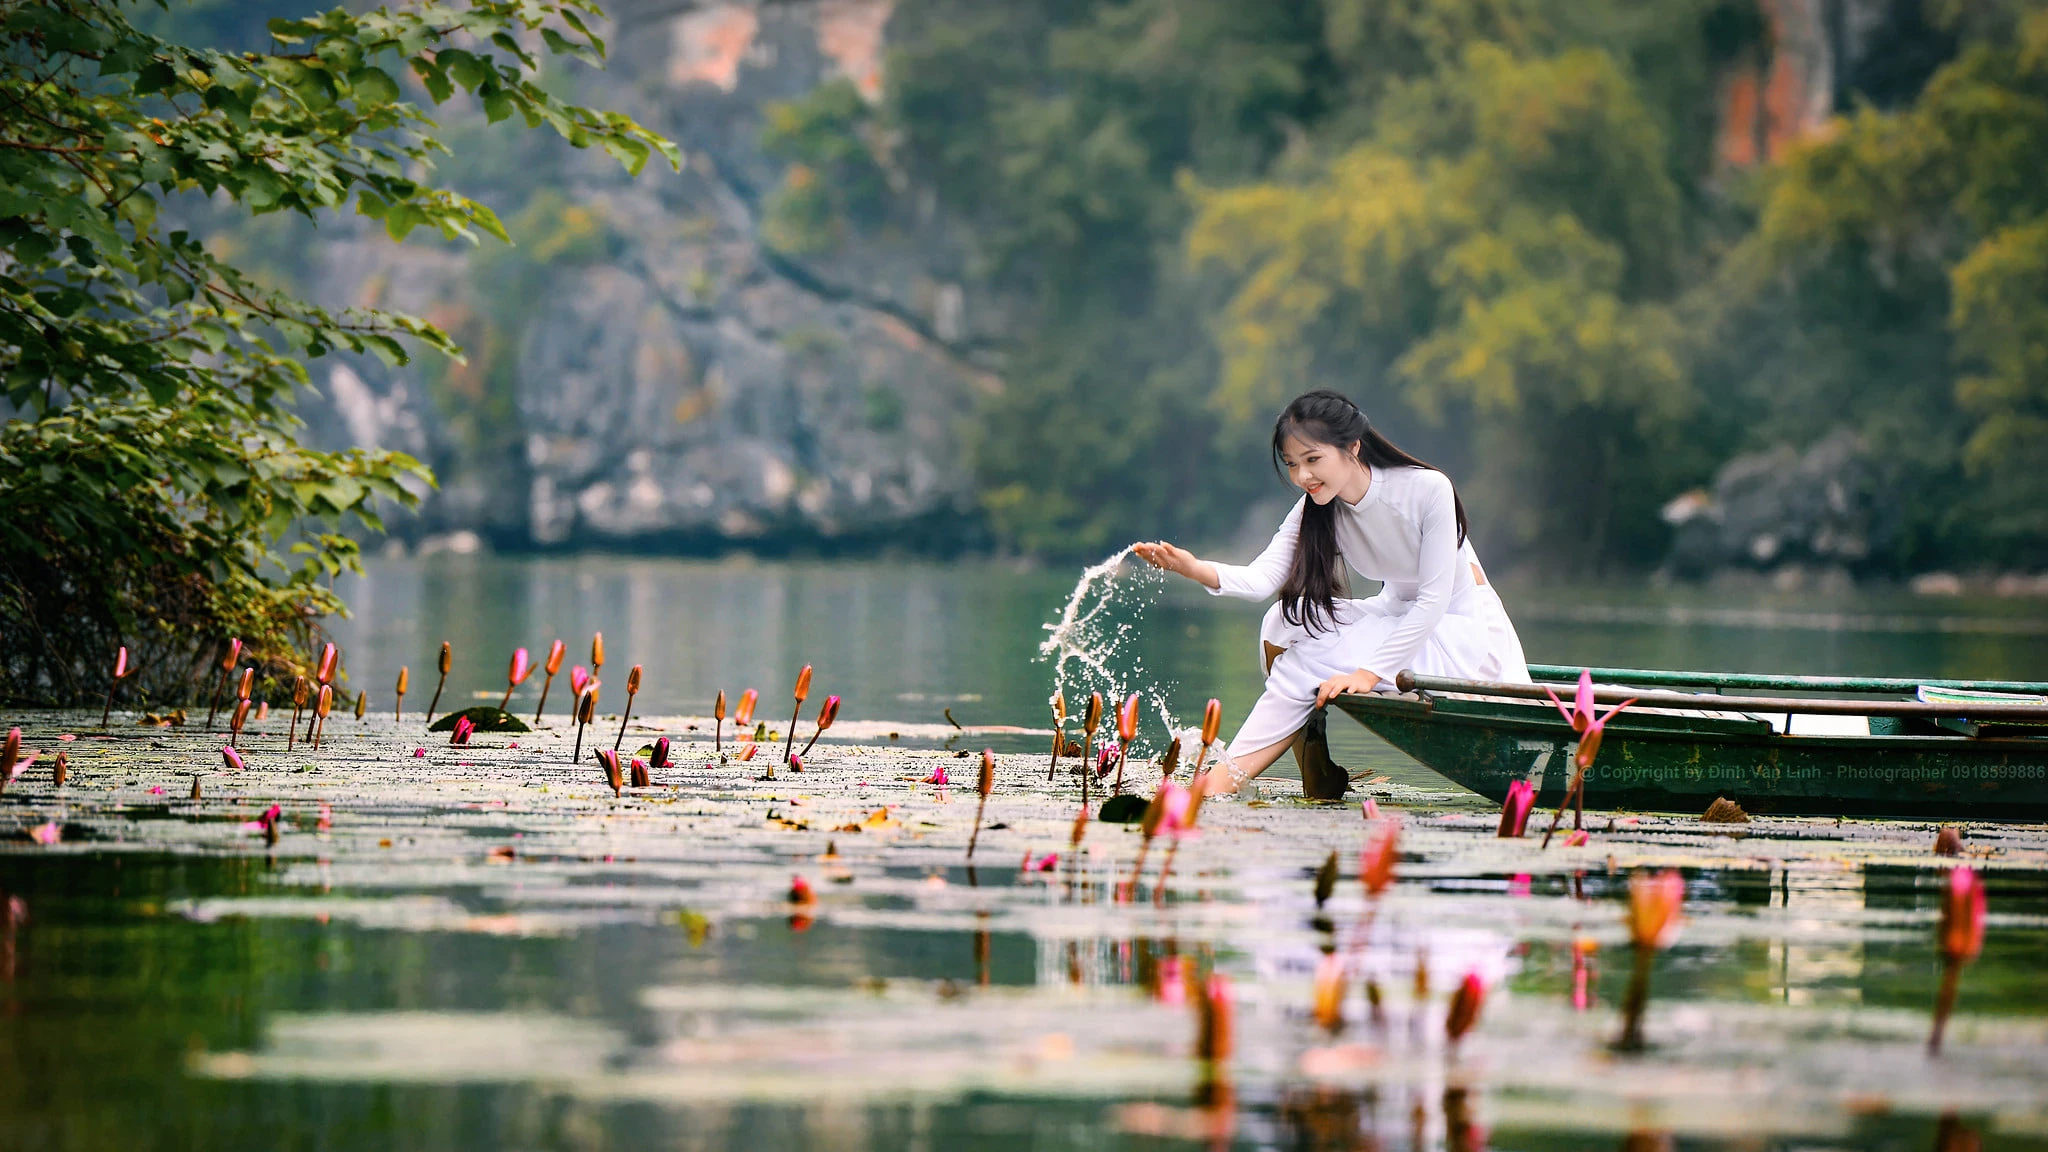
1714, 2, 2048, 568
0, 0, 675, 703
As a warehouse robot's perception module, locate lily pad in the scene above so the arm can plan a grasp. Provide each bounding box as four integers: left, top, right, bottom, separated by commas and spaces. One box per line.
1096, 793, 1148, 823
425, 706, 529, 733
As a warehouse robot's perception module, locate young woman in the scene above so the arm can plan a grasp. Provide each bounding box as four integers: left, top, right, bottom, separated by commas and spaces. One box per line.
1135, 390, 1530, 795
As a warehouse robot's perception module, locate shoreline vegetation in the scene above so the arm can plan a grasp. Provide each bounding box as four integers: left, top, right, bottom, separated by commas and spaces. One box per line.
10, 0, 2048, 703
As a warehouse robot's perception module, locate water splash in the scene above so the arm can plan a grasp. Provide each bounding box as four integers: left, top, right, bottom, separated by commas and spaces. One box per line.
1037, 547, 1192, 758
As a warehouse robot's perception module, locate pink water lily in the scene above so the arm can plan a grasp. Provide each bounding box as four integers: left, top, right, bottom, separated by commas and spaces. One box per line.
925, 764, 950, 786
1563, 829, 1590, 847
1154, 780, 1194, 839
1021, 851, 1059, 873
652, 736, 671, 768
508, 647, 534, 686
412, 747, 426, 758
1497, 779, 1535, 837
450, 716, 475, 746
148, 785, 164, 795
113, 646, 130, 679
29, 821, 60, 845
1543, 670, 1637, 769
222, 745, 245, 772
569, 666, 591, 698
316, 642, 338, 684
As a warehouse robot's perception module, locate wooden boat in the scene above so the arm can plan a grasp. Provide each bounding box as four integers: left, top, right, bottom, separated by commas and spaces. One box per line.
1331, 664, 2048, 820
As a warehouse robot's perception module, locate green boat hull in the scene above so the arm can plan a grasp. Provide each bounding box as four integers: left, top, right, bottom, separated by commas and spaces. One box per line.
1333, 692, 2048, 820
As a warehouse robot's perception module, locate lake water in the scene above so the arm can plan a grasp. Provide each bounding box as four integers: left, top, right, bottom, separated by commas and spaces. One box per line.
328, 554, 2048, 783
5, 555, 2047, 1151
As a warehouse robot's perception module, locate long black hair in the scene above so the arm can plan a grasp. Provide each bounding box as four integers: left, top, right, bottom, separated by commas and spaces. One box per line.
1272, 390, 1469, 635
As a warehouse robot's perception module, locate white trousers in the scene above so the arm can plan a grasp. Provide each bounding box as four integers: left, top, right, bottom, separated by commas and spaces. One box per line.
1225, 584, 1531, 758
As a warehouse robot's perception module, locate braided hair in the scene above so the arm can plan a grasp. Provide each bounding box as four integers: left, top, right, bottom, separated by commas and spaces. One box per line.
1272, 390, 1469, 635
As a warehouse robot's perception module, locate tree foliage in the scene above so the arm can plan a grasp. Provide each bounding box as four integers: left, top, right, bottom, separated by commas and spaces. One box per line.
760, 0, 2046, 570
0, 0, 676, 703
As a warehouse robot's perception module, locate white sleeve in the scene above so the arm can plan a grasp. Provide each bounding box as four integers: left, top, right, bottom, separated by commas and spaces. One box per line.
1207, 498, 1303, 600
1360, 473, 1460, 681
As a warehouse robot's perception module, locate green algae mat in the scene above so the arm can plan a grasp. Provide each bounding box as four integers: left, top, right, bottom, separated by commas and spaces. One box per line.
2, 709, 2047, 1150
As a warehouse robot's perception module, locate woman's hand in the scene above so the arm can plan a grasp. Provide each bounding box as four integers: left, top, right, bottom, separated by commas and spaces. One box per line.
1132, 541, 1219, 590
1314, 669, 1381, 708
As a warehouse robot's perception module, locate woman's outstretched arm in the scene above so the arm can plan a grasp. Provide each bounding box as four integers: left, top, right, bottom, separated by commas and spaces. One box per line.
1132, 541, 1221, 590
1136, 498, 1303, 599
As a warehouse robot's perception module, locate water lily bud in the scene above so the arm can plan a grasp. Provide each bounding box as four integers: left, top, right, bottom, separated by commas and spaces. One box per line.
1314, 850, 1338, 908
979, 749, 995, 798
1052, 690, 1066, 725
222, 745, 245, 771
439, 642, 452, 675
239, 667, 255, 699
597, 748, 622, 794
545, 639, 565, 675
1202, 698, 1221, 746
1934, 826, 1964, 857
1118, 693, 1139, 743
793, 665, 813, 704
652, 737, 670, 768
451, 716, 474, 745
816, 695, 840, 730
292, 676, 309, 707
790, 753, 804, 773
1360, 822, 1398, 897
630, 757, 650, 788
316, 684, 333, 717
627, 664, 643, 695
591, 632, 604, 670
788, 875, 816, 905
570, 666, 590, 698
316, 643, 337, 684
231, 700, 250, 733
221, 638, 242, 670
1084, 692, 1103, 736
1626, 869, 1685, 951
508, 647, 533, 687
255, 701, 269, 721
1939, 866, 1986, 963
1563, 829, 1590, 847
715, 690, 727, 721
925, 764, 950, 787
354, 691, 367, 720
736, 689, 758, 726
1445, 972, 1486, 1043
1312, 952, 1345, 1031
576, 690, 598, 724
113, 646, 129, 679
395, 666, 408, 696
1497, 779, 1535, 838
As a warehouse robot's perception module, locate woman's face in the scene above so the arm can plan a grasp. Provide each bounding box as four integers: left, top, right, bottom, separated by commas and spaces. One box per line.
1278, 434, 1367, 505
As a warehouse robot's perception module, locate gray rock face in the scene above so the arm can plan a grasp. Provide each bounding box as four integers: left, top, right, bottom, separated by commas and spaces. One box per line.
1662, 429, 1893, 577
296, 0, 1001, 552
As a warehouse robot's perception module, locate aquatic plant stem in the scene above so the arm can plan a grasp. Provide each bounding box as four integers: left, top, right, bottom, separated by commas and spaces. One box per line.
1114, 738, 1129, 794
574, 715, 588, 764
205, 667, 227, 730
533, 669, 555, 725
967, 790, 990, 858
1616, 945, 1654, 1052
1540, 768, 1587, 848
614, 693, 635, 751
784, 700, 801, 764
100, 681, 116, 728
1047, 727, 1063, 782
1929, 958, 1961, 1055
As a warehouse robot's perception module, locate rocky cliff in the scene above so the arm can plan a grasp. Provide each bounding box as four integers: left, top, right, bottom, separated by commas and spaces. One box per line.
303, 0, 1010, 554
